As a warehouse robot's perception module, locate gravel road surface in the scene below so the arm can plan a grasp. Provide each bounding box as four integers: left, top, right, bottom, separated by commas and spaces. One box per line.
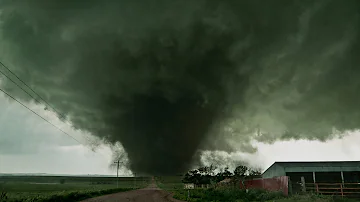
80, 181, 184, 202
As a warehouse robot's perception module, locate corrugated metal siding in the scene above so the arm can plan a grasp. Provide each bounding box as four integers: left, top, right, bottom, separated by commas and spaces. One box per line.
262, 163, 286, 178
278, 161, 360, 168
284, 166, 360, 172
263, 161, 360, 179
239, 176, 289, 196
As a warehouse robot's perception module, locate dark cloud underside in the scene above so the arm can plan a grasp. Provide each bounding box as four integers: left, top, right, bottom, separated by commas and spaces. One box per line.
0, 0, 359, 175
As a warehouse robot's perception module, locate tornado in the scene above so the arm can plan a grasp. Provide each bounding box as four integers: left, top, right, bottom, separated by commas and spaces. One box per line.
0, 0, 360, 175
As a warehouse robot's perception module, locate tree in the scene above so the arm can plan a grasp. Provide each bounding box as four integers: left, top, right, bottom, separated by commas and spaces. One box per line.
182, 169, 203, 185
248, 167, 262, 177
214, 167, 233, 183
233, 165, 249, 188
222, 167, 233, 178
182, 172, 192, 183
197, 165, 216, 176
182, 165, 219, 185
234, 165, 248, 178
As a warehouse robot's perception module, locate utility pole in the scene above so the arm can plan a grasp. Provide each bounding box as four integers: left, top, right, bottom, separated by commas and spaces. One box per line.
114, 160, 120, 188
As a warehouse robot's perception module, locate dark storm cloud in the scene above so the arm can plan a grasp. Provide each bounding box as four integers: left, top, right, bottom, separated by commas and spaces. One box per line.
0, 0, 359, 175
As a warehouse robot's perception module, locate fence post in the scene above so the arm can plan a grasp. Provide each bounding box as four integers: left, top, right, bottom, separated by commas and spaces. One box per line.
341, 171, 345, 188
301, 176, 306, 193
340, 184, 344, 197
315, 183, 319, 194
288, 177, 293, 195
313, 172, 316, 183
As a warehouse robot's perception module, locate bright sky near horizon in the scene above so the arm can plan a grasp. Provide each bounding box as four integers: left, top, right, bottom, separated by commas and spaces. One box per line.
1, 93, 360, 176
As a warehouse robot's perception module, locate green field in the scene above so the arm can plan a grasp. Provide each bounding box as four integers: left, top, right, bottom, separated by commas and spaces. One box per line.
5, 175, 357, 202
155, 175, 184, 190
0, 176, 151, 202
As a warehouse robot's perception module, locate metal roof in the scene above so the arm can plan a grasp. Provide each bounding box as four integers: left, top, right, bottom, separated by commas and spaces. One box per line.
273, 161, 360, 167
263, 161, 360, 175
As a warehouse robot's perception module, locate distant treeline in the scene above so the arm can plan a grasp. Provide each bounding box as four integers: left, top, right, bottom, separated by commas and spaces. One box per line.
182, 165, 262, 185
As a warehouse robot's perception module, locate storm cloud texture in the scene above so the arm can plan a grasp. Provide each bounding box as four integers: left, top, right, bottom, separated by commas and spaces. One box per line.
0, 0, 360, 175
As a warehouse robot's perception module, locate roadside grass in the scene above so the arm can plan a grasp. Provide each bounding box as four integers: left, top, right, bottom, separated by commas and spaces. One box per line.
172, 188, 284, 202
1, 187, 132, 202
172, 189, 359, 202
267, 194, 359, 202
0, 177, 150, 202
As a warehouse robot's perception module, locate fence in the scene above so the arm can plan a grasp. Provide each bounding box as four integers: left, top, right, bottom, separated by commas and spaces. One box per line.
194, 184, 211, 189
305, 183, 360, 198
239, 176, 289, 196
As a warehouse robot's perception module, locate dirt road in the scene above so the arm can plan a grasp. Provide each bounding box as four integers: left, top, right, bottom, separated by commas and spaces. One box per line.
80, 182, 184, 202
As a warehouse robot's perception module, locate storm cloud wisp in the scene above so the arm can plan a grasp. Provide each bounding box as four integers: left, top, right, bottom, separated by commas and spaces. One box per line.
0, 0, 360, 175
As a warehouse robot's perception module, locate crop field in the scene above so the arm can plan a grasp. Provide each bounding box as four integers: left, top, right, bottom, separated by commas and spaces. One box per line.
0, 176, 151, 201
155, 175, 184, 191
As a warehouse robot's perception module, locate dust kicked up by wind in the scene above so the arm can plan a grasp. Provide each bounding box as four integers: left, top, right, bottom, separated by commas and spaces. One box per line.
0, 0, 359, 175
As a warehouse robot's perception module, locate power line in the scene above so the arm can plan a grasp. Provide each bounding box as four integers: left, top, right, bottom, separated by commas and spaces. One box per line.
0, 60, 90, 141
0, 67, 82, 140
0, 61, 65, 118
0, 85, 109, 158
0, 87, 82, 144
0, 60, 108, 157
0, 68, 42, 104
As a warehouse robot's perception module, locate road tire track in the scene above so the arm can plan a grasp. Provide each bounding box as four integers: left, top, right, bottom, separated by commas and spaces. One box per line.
80, 180, 184, 202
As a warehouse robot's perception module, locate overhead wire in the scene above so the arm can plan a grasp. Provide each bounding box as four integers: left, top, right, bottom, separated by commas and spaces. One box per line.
0, 87, 82, 144
0, 85, 111, 167
0, 60, 111, 159
0, 61, 66, 119
0, 60, 88, 145
0, 68, 43, 104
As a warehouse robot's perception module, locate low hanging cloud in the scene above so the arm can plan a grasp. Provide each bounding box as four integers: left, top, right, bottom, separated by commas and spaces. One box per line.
0, 0, 359, 175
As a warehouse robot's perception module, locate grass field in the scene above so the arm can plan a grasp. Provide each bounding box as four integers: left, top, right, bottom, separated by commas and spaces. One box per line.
0, 176, 151, 202
155, 175, 184, 190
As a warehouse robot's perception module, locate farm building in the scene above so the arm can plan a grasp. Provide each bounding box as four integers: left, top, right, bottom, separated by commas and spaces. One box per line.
262, 161, 360, 194
262, 161, 360, 183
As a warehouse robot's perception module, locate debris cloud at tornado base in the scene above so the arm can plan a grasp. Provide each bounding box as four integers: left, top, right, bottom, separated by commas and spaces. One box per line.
0, 0, 360, 175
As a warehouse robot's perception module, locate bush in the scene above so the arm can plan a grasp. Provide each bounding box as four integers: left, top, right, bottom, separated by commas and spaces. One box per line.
172, 188, 360, 202
0, 192, 8, 202
271, 194, 359, 202
172, 188, 284, 202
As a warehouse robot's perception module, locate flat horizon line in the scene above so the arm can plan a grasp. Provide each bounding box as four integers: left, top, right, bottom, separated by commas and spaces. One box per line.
0, 173, 125, 177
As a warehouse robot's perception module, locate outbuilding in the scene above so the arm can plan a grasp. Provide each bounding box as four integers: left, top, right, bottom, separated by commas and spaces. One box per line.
262, 161, 360, 193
